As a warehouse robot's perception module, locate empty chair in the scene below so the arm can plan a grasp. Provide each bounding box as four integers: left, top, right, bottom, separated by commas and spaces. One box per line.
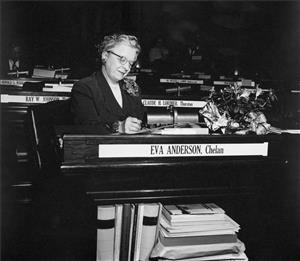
26, 98, 73, 174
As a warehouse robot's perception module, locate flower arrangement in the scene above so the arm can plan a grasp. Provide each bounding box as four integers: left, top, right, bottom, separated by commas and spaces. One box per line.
199, 82, 278, 135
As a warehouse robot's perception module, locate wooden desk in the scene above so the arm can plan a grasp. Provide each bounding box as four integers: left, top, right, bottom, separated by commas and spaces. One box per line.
0, 86, 70, 203
57, 132, 300, 259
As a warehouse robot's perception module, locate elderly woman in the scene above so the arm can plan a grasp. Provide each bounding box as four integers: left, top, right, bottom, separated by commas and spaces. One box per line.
71, 34, 145, 134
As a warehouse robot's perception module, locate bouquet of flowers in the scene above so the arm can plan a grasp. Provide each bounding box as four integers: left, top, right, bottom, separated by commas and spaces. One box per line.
199, 82, 278, 135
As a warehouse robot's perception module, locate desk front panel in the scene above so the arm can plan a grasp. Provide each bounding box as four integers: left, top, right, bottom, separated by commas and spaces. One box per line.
60, 134, 298, 203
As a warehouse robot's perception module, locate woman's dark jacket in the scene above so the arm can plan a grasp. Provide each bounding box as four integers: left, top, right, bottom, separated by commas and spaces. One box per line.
70, 70, 145, 133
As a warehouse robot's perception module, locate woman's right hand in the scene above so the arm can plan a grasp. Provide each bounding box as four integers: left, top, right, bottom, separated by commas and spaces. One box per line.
119, 117, 142, 134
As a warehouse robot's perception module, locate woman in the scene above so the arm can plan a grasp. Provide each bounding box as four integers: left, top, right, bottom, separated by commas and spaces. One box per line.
71, 34, 145, 134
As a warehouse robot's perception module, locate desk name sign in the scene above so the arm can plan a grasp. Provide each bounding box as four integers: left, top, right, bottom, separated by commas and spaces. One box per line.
160, 78, 204, 85
0, 79, 24, 86
213, 80, 255, 87
0, 94, 69, 103
142, 99, 206, 108
98, 142, 268, 158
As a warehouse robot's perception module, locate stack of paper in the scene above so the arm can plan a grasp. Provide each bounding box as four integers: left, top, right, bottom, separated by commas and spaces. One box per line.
150, 203, 248, 261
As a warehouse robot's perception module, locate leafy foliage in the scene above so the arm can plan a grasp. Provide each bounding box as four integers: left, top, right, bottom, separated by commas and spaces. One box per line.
200, 83, 278, 134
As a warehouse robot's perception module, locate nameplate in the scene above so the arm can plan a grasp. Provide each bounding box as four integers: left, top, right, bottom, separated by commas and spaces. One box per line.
44, 83, 74, 88
142, 99, 206, 108
214, 80, 255, 87
7, 71, 29, 76
0, 79, 39, 86
192, 55, 202, 60
98, 142, 268, 158
165, 86, 191, 94
160, 78, 204, 85
0, 94, 69, 103
42, 87, 72, 93
291, 90, 300, 94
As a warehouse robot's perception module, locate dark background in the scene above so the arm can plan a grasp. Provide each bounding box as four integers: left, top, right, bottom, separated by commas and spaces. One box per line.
1, 1, 300, 80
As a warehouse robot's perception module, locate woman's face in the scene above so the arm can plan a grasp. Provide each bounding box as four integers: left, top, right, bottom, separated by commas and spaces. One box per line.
102, 42, 138, 83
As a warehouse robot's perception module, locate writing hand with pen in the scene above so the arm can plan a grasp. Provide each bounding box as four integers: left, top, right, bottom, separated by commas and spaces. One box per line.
118, 117, 142, 134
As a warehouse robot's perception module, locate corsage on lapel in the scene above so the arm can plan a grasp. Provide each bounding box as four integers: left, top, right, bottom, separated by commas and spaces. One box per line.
121, 78, 140, 97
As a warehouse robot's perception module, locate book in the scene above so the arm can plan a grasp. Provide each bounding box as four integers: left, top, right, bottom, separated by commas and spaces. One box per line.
159, 232, 238, 246
113, 204, 123, 261
167, 203, 225, 215
157, 251, 248, 260
120, 203, 135, 261
160, 215, 240, 234
162, 203, 226, 224
128, 204, 136, 260
96, 205, 115, 261
160, 228, 239, 238
138, 203, 162, 261
132, 204, 144, 261
161, 219, 237, 229
150, 238, 245, 260
161, 215, 236, 227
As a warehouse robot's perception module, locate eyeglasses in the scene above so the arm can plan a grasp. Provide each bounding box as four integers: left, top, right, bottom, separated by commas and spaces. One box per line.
107, 51, 136, 67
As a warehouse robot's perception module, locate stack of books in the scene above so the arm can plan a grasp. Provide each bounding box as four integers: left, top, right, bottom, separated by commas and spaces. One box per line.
150, 203, 248, 261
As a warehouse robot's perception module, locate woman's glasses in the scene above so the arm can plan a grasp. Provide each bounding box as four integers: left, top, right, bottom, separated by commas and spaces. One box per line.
108, 51, 136, 68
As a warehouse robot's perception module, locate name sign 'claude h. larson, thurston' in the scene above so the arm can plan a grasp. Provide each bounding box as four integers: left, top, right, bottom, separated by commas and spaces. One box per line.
98, 143, 268, 158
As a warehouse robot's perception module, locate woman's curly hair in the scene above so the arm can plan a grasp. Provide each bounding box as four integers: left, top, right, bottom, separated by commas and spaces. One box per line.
97, 34, 141, 61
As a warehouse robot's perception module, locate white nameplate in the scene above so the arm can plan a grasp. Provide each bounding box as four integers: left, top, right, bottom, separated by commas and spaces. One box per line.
42, 87, 72, 93
192, 55, 202, 60
98, 142, 268, 158
142, 99, 206, 108
160, 78, 204, 85
291, 90, 300, 93
44, 83, 74, 88
0, 94, 69, 103
214, 80, 255, 87
0, 78, 39, 86
6, 71, 29, 76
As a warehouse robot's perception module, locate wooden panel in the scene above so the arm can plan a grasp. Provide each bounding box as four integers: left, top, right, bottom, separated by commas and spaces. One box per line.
59, 133, 299, 204
61, 134, 285, 166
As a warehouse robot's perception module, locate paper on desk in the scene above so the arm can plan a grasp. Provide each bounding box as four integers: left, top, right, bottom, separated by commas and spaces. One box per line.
154, 128, 209, 135
281, 129, 300, 134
